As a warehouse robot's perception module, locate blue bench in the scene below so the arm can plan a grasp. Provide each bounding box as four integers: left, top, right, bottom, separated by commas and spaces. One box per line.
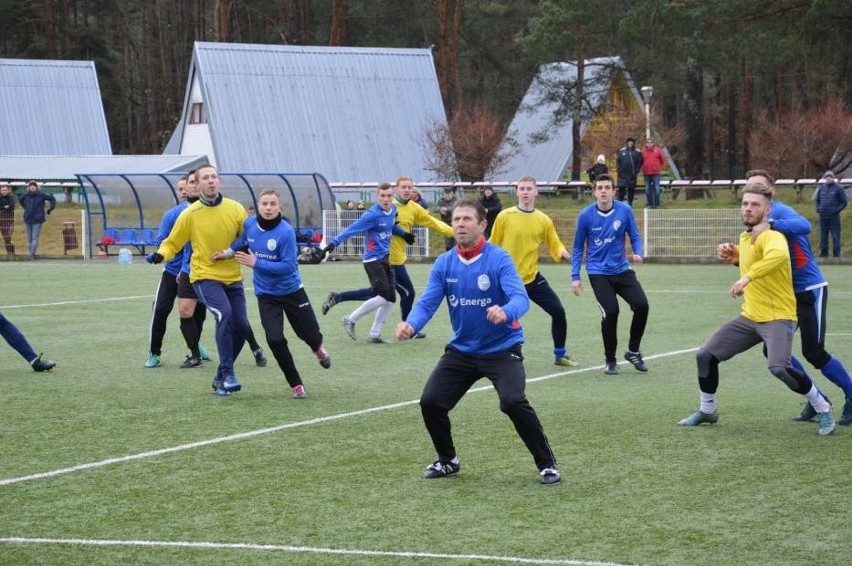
97, 228, 158, 255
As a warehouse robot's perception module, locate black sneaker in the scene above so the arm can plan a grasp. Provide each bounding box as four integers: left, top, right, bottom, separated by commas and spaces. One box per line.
838, 398, 852, 426
793, 402, 817, 422
413, 332, 427, 339
31, 354, 56, 372
604, 361, 619, 375
180, 356, 203, 369
624, 350, 648, 372
253, 348, 268, 367
423, 459, 460, 479
321, 292, 339, 316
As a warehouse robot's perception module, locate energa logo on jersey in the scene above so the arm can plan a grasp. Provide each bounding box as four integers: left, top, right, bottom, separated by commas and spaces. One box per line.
266, 238, 277, 251
477, 274, 491, 291
448, 294, 459, 307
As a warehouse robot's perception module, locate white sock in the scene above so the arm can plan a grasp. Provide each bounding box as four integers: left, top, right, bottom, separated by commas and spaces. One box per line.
804, 385, 831, 413
369, 301, 394, 337
348, 295, 387, 323
699, 392, 716, 414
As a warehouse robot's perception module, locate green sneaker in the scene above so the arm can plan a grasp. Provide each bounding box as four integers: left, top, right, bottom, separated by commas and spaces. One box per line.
145, 354, 161, 368
199, 344, 212, 361
678, 410, 718, 426
555, 356, 579, 367
817, 411, 836, 436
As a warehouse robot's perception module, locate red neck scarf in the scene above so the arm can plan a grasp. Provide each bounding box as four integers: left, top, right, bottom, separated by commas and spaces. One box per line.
457, 236, 486, 260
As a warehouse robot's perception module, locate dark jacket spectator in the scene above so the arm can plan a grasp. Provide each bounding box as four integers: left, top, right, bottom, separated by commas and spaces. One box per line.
616, 138, 642, 185
815, 173, 847, 217
586, 154, 609, 184
479, 187, 502, 239
18, 181, 56, 225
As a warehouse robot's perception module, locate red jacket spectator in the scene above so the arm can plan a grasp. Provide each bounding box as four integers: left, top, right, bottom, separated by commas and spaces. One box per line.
641, 140, 665, 176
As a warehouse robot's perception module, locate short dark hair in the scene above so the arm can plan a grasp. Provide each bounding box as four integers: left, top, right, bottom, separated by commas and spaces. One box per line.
594, 174, 613, 185
452, 199, 487, 223
745, 169, 775, 185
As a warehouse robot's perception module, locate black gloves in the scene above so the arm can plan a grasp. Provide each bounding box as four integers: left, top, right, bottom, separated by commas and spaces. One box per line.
402, 232, 416, 245
146, 252, 164, 264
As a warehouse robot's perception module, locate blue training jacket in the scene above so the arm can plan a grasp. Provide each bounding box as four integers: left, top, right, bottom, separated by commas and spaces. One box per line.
156, 201, 188, 276
406, 242, 529, 355
230, 216, 302, 297
330, 203, 405, 262
572, 200, 643, 280
769, 199, 826, 292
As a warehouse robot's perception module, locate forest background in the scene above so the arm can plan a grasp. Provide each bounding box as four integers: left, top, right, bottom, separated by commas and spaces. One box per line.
0, 0, 849, 182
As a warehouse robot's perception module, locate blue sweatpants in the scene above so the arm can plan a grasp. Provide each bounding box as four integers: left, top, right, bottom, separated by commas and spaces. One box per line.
193, 280, 249, 378
0, 311, 38, 363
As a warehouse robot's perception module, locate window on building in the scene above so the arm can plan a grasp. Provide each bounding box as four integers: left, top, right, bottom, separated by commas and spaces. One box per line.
189, 103, 206, 124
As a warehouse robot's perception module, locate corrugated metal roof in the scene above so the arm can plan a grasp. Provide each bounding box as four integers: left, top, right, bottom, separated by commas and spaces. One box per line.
0, 154, 208, 181
0, 58, 112, 155
496, 56, 633, 183
171, 42, 448, 183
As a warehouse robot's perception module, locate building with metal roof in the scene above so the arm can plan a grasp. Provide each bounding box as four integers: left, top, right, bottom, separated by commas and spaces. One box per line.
0, 58, 111, 156
495, 56, 679, 183
164, 42, 449, 184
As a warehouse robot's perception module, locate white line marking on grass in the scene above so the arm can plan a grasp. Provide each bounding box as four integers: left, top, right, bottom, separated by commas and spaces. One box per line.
0, 349, 697, 488
0, 296, 152, 309
0, 537, 631, 565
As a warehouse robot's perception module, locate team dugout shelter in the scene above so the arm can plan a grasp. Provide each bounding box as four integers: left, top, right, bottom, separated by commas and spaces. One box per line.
77, 172, 334, 257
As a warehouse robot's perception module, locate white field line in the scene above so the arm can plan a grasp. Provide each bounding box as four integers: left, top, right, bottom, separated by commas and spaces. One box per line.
0, 349, 695, 488
0, 537, 631, 565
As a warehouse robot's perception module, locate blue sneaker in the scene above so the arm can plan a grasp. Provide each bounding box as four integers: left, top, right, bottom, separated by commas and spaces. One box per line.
199, 344, 212, 361
817, 411, 836, 436
222, 375, 241, 393
145, 354, 161, 368
678, 410, 718, 426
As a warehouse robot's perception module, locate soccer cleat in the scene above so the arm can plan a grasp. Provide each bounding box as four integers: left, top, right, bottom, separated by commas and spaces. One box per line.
314, 346, 331, 369
555, 356, 579, 367
367, 335, 391, 344
180, 356, 203, 369
321, 292, 339, 316
539, 467, 562, 485
253, 348, 268, 367
817, 411, 836, 436
792, 402, 817, 422
839, 398, 852, 426
199, 344, 212, 361
423, 459, 460, 479
413, 332, 427, 339
31, 354, 56, 372
604, 361, 619, 375
624, 350, 648, 372
342, 316, 356, 340
145, 354, 161, 368
215, 374, 241, 396
292, 384, 307, 399
678, 410, 719, 426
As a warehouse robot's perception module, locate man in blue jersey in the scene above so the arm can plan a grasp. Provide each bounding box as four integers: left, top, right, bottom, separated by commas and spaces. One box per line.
214, 189, 330, 399
718, 169, 852, 425
571, 174, 649, 375
396, 200, 561, 485
320, 183, 412, 343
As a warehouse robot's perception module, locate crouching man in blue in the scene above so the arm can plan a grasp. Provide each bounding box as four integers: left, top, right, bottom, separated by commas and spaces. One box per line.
214, 189, 331, 400
396, 200, 561, 485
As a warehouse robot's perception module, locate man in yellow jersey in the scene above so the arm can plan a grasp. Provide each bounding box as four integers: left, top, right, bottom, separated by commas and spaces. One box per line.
148, 163, 250, 396
489, 176, 578, 367
679, 181, 836, 435
322, 176, 453, 339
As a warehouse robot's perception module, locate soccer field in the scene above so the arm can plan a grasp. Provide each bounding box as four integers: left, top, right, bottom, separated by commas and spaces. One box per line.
1, 260, 850, 565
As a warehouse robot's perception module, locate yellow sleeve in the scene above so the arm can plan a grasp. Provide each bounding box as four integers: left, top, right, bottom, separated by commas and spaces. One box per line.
488, 211, 506, 244
413, 206, 454, 238
541, 213, 567, 262
745, 231, 789, 281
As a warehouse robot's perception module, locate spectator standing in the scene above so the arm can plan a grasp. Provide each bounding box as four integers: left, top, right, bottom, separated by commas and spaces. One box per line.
679, 181, 836, 436
641, 139, 665, 209
149, 163, 250, 396
479, 186, 502, 239
585, 154, 609, 184
616, 137, 642, 206
396, 199, 561, 485
489, 176, 578, 367
814, 171, 847, 258
410, 187, 428, 208
216, 189, 331, 399
433, 187, 459, 250
571, 174, 649, 375
0, 184, 16, 257
1, 310, 56, 372
17, 180, 56, 260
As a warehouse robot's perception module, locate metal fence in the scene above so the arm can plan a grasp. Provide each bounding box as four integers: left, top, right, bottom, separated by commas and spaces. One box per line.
323, 208, 743, 261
